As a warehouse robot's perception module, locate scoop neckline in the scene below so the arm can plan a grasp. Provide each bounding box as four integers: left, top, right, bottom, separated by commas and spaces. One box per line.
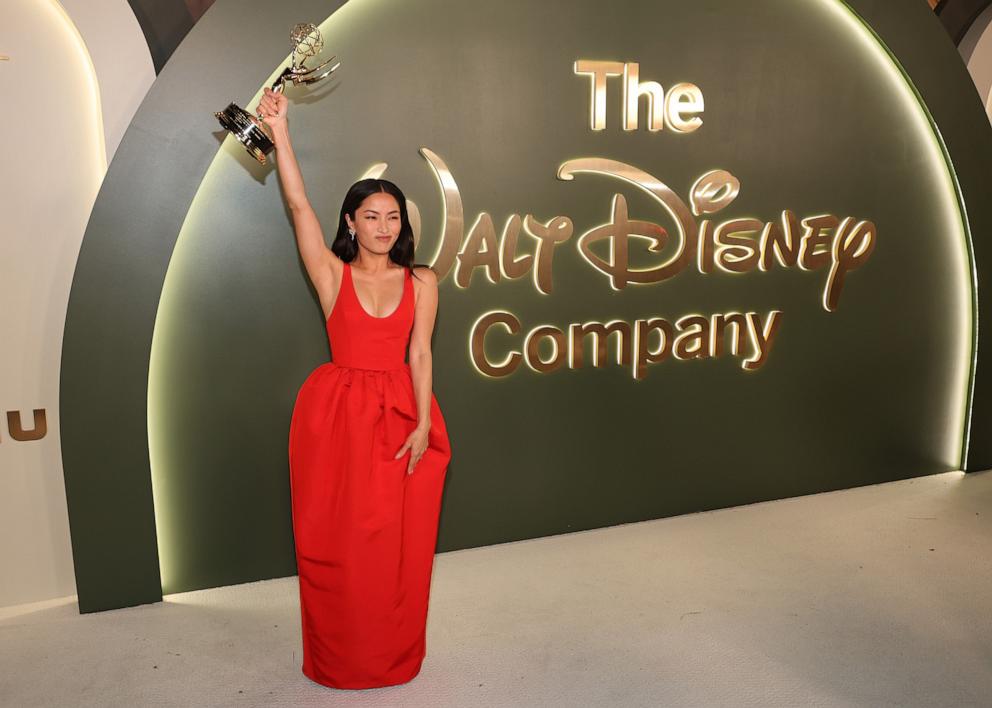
347, 262, 407, 320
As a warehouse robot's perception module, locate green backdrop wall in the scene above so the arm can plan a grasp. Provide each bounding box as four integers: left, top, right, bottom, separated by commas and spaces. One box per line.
62, 0, 992, 612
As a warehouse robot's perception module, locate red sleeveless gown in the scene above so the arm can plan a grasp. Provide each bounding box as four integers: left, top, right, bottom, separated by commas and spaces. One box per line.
288, 262, 451, 689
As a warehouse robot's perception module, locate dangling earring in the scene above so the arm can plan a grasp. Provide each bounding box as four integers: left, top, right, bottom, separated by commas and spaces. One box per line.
348, 227, 356, 240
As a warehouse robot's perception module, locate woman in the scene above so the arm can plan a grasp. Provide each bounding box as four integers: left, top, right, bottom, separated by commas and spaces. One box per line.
258, 87, 452, 689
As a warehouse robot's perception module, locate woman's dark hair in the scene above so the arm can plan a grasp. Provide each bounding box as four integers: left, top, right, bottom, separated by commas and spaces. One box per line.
331, 179, 418, 270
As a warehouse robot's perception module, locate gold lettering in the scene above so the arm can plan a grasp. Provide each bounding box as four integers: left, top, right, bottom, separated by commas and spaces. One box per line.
711, 313, 749, 358
574, 60, 625, 130
665, 82, 705, 133
674, 315, 710, 360
455, 213, 502, 288
498, 214, 532, 280
7, 409, 47, 442
759, 210, 802, 270
824, 219, 876, 312
634, 319, 674, 380
577, 195, 672, 290
568, 320, 633, 369
799, 215, 839, 271
420, 148, 464, 281
560, 158, 698, 289
523, 215, 572, 295
715, 218, 763, 274
743, 311, 783, 371
690, 170, 740, 216
698, 220, 716, 274
470, 312, 522, 377
623, 62, 665, 131
468, 311, 783, 379
524, 326, 567, 373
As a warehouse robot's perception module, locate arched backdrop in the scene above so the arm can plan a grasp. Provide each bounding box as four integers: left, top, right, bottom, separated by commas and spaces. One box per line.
62, 0, 992, 612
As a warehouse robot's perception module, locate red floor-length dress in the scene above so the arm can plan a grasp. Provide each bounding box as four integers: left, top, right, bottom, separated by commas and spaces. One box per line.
288, 262, 451, 689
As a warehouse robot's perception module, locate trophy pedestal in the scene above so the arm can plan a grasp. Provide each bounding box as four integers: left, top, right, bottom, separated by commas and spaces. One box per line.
215, 103, 275, 164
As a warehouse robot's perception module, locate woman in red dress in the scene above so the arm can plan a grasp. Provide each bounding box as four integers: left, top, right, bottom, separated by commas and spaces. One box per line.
258, 87, 452, 689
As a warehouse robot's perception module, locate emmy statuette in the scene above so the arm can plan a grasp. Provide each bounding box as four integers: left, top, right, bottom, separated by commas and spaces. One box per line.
215, 23, 339, 165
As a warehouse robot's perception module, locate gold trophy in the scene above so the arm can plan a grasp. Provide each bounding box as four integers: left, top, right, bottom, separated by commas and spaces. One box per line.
215, 23, 339, 164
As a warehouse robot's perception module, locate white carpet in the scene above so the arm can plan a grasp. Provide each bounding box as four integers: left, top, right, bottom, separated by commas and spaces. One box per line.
2, 471, 990, 707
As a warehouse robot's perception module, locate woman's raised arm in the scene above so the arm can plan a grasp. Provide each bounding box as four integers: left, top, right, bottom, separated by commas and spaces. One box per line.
258, 88, 341, 313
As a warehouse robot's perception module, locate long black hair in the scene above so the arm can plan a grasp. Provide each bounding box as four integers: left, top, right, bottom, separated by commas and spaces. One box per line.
331, 179, 417, 270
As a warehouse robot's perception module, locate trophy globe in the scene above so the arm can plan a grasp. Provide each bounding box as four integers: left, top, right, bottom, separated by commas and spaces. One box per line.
291, 23, 323, 64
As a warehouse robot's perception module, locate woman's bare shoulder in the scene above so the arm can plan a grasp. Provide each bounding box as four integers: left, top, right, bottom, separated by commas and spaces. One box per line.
411, 265, 438, 287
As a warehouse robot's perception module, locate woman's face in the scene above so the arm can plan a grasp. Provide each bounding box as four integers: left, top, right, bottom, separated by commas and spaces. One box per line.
346, 191, 402, 255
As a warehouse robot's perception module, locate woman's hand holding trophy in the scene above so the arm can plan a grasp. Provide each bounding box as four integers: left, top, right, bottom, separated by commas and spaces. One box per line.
257, 88, 289, 140
214, 23, 339, 165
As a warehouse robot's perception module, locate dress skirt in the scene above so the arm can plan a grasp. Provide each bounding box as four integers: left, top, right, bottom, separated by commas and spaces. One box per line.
288, 361, 451, 688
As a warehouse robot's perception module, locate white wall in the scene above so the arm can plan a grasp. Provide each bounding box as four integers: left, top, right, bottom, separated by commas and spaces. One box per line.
61, 0, 159, 160
960, 4, 992, 122
0, 0, 154, 610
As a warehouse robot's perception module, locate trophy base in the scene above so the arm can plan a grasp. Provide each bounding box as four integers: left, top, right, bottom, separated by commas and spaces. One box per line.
215, 103, 274, 165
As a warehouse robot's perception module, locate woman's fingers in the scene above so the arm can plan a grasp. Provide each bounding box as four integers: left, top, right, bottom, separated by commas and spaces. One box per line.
407, 445, 427, 474
398, 431, 427, 473
407, 451, 423, 475
257, 89, 287, 123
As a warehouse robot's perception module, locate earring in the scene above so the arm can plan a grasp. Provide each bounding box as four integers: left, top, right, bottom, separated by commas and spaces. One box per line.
348, 228, 356, 240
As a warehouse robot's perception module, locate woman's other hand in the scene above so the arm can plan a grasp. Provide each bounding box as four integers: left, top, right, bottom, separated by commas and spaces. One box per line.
396, 426, 430, 475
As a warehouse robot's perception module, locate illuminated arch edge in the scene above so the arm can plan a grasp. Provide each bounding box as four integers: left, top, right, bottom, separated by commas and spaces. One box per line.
48, 0, 107, 173
148, 0, 980, 592
829, 0, 977, 468
147, 9, 355, 594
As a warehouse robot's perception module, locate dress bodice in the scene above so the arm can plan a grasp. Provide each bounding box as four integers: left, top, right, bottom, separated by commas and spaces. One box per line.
327, 262, 414, 370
